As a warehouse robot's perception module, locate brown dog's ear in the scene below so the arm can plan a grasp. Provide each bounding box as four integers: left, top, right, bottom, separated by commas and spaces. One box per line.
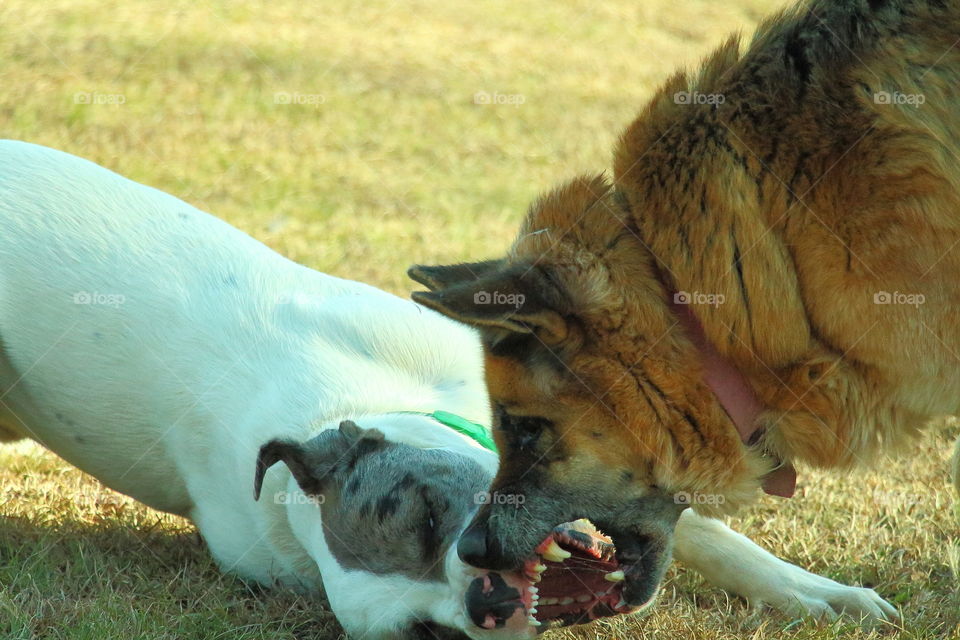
253, 420, 385, 501
411, 264, 569, 345
407, 260, 505, 292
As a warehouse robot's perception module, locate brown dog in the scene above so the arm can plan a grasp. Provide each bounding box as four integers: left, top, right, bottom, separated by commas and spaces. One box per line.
409, 0, 960, 610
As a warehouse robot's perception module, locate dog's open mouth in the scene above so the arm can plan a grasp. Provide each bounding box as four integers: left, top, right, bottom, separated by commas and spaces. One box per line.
465, 519, 636, 633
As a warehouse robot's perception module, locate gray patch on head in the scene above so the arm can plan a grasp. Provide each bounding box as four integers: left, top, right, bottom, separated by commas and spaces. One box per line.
315, 434, 493, 581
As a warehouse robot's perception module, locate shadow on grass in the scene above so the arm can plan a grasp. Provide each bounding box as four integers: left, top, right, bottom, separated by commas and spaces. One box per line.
0, 514, 344, 640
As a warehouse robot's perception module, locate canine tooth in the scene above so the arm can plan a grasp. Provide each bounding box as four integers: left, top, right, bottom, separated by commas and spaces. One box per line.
534, 563, 547, 573
604, 570, 625, 582
541, 540, 571, 562
560, 597, 574, 606
576, 594, 592, 603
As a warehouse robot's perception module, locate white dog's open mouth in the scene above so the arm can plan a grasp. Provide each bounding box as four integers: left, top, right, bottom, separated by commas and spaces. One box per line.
464, 519, 634, 632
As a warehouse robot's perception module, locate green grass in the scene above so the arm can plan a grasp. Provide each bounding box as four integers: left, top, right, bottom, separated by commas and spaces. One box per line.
1, 0, 958, 638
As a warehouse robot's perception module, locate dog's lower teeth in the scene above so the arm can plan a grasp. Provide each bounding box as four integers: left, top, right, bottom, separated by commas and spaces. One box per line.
528, 585, 538, 594
540, 597, 558, 605
541, 539, 572, 563
559, 597, 574, 606
528, 616, 541, 627
604, 570, 625, 582
576, 594, 592, 603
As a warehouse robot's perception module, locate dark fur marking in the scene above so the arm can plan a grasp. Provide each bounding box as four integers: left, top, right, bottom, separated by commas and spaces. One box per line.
344, 475, 362, 496
681, 410, 708, 447
376, 494, 401, 522
731, 235, 754, 342
783, 26, 813, 93
394, 473, 418, 492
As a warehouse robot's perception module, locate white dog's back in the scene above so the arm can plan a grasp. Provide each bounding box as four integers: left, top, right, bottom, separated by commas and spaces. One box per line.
0, 140, 488, 521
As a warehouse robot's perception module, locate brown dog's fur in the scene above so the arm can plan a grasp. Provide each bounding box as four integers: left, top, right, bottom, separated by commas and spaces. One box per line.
411, 0, 960, 583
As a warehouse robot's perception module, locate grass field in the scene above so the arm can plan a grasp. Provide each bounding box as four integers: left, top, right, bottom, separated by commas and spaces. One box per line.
1, 0, 959, 638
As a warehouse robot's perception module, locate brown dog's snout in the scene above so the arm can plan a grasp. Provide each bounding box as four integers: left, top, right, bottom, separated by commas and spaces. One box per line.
458, 518, 497, 569
458, 515, 524, 571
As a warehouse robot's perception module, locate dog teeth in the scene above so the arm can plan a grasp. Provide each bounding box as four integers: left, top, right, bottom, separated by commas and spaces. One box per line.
576, 594, 592, 603
526, 562, 547, 583
541, 540, 571, 563
604, 570, 625, 582
559, 597, 574, 606
527, 585, 538, 595
527, 616, 541, 627
539, 597, 558, 605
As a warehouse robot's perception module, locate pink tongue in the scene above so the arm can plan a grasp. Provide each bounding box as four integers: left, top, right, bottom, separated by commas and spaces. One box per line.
763, 463, 797, 497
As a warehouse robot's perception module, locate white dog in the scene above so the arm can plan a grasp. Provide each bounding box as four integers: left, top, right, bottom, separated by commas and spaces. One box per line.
0, 141, 896, 639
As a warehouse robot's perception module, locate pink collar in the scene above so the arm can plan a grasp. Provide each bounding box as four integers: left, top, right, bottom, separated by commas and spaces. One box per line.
671, 301, 796, 498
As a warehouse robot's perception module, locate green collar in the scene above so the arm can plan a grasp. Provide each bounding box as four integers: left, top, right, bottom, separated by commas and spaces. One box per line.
395, 410, 498, 453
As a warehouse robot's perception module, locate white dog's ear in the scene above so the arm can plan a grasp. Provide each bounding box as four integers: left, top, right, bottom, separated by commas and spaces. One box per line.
253, 420, 385, 501
254, 439, 316, 500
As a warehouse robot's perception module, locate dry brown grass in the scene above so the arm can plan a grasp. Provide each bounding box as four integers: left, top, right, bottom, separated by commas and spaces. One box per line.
1, 0, 958, 638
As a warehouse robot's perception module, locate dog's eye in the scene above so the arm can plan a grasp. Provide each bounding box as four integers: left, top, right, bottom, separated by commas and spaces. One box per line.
419, 490, 443, 559
494, 404, 552, 449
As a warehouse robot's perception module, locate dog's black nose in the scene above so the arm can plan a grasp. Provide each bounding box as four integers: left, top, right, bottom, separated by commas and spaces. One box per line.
457, 521, 489, 567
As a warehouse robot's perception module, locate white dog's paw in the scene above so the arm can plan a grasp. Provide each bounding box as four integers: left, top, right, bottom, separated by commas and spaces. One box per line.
757, 572, 899, 626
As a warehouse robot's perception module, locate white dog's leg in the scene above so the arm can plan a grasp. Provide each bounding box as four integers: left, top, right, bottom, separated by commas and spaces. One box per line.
673, 510, 898, 624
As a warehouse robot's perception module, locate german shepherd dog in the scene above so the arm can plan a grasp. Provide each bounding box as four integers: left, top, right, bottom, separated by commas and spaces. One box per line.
409, 0, 960, 611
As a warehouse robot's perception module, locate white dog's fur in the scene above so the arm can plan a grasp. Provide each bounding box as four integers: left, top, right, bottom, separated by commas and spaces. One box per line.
0, 141, 896, 638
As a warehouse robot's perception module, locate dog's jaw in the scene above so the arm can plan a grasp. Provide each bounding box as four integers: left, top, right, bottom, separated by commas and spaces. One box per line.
444, 546, 539, 640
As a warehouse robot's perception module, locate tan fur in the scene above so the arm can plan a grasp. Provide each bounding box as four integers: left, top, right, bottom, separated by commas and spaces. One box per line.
953, 438, 960, 494
613, 0, 960, 480
412, 0, 960, 513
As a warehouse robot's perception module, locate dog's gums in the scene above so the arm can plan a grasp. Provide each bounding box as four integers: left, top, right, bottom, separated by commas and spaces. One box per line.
465, 519, 636, 633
